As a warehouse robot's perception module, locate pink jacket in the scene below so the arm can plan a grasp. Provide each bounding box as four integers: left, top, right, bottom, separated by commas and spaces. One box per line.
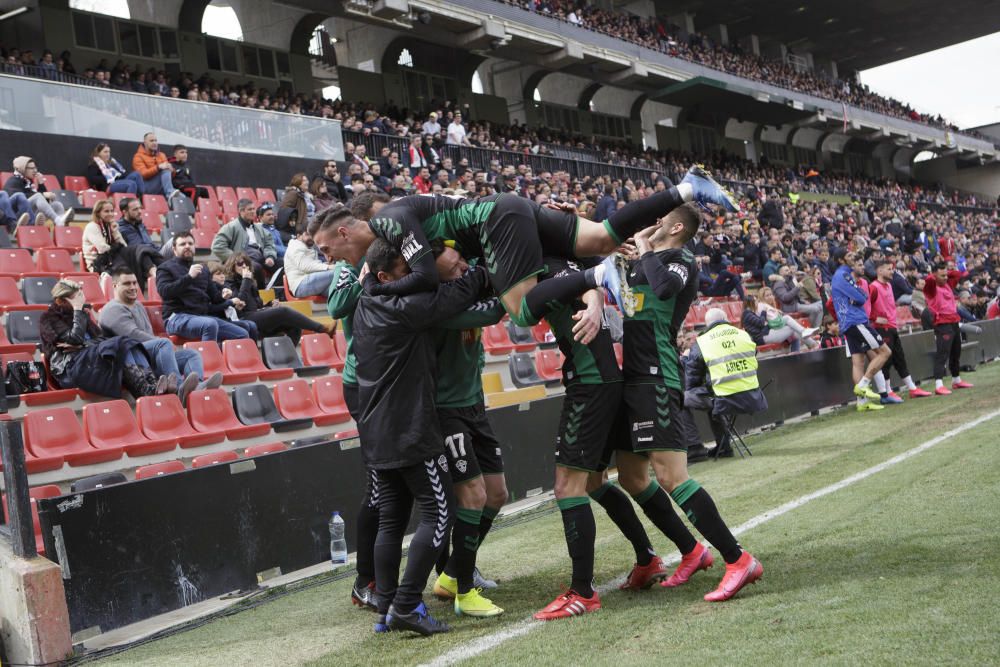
868, 280, 897, 329
923, 271, 966, 325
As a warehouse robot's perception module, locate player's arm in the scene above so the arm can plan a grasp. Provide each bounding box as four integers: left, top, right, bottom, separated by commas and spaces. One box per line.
947, 269, 968, 288
366, 209, 439, 296
415, 266, 490, 328
327, 261, 361, 319
640, 252, 689, 300
923, 275, 937, 297
438, 296, 504, 329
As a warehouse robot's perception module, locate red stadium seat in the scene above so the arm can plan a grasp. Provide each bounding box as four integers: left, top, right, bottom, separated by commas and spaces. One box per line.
24, 407, 123, 472
223, 340, 294, 381
191, 450, 239, 468
135, 460, 185, 479
283, 272, 324, 303
187, 388, 271, 439
63, 175, 89, 193
300, 333, 344, 371
16, 226, 53, 252
0, 249, 42, 277
146, 275, 162, 303
40, 174, 61, 191
83, 400, 177, 457
146, 305, 167, 336
199, 185, 218, 203
59, 273, 107, 308
1, 485, 62, 555
334, 330, 348, 359
0, 276, 40, 312
236, 187, 256, 203
274, 378, 344, 426
0, 172, 11, 186
183, 341, 256, 384
535, 348, 564, 382
192, 228, 215, 250
194, 211, 220, 231
531, 320, 554, 345
335, 429, 358, 439
312, 375, 352, 423
196, 198, 220, 218
141, 209, 163, 234
255, 188, 276, 204
53, 226, 84, 252
111, 192, 130, 209
221, 199, 239, 220
482, 323, 516, 355
30, 353, 80, 406
35, 248, 76, 274
216, 186, 237, 202
80, 191, 107, 209
142, 194, 168, 216
244, 442, 288, 457
136, 394, 225, 448
0, 325, 39, 355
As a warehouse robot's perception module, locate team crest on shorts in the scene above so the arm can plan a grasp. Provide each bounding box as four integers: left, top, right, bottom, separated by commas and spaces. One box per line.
456, 459, 467, 474
438, 454, 449, 472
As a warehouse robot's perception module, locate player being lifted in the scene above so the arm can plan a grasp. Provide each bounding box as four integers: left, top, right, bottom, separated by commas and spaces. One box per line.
311, 166, 738, 325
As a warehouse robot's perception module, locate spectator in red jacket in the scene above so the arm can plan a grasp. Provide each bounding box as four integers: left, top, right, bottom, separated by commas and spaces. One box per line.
923, 262, 973, 395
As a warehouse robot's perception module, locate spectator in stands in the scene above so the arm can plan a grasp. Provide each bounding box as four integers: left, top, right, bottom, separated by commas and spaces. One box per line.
447, 111, 470, 146
891, 260, 914, 305
684, 307, 768, 458
115, 197, 164, 275
595, 185, 617, 221
86, 143, 144, 194
313, 160, 348, 203
422, 111, 441, 136
40, 278, 172, 399
131, 132, 183, 206
285, 218, 338, 298
82, 199, 160, 279
168, 145, 209, 203
923, 262, 973, 395
157, 231, 255, 343
310, 178, 337, 215
408, 134, 431, 169
413, 167, 433, 195
5, 156, 72, 226
759, 192, 785, 229
256, 202, 286, 261
99, 268, 223, 404
819, 315, 843, 349
747, 288, 819, 351
370, 163, 391, 193
697, 255, 746, 299
222, 252, 334, 344
212, 198, 278, 284
0, 190, 29, 232
280, 173, 310, 228
773, 265, 823, 327
762, 247, 783, 284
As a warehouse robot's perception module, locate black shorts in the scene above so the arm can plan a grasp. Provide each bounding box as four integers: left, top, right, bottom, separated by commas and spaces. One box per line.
437, 404, 504, 484
482, 194, 545, 296
554, 382, 626, 472
343, 381, 360, 422
621, 383, 687, 453
532, 201, 578, 259
844, 323, 883, 356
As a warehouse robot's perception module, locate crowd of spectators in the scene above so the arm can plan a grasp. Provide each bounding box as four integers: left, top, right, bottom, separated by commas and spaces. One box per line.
498, 0, 990, 141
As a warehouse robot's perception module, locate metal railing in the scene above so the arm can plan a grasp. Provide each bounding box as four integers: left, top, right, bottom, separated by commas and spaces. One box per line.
0, 419, 36, 559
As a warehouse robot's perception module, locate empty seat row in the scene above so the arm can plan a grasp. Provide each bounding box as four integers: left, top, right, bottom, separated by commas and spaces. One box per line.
507, 344, 622, 388
134, 442, 289, 479
21, 375, 354, 474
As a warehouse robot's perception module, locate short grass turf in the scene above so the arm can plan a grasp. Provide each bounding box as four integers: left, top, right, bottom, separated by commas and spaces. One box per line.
94, 363, 1000, 666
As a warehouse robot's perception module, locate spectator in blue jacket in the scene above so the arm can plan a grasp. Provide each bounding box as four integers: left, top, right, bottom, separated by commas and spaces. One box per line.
256, 202, 286, 261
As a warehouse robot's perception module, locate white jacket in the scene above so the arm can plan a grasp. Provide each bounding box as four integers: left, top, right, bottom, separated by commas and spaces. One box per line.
284, 239, 331, 294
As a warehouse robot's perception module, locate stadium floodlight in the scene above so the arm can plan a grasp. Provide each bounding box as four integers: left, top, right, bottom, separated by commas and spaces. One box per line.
0, 6, 30, 23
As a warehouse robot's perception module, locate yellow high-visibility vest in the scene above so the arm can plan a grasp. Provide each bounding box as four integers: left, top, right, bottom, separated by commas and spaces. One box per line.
697, 324, 759, 396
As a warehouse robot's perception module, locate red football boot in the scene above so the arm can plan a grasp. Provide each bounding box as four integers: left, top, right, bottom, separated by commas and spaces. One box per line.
704, 551, 763, 602
935, 386, 952, 396
908, 387, 932, 398
533, 590, 601, 621
661, 542, 714, 588
952, 380, 974, 389
620, 555, 669, 590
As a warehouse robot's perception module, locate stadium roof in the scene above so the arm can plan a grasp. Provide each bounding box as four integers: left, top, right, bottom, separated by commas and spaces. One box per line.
654, 0, 1000, 71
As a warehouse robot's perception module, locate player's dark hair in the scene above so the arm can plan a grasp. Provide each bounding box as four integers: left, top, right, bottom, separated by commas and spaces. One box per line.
933, 261, 948, 272
350, 191, 389, 221
367, 238, 403, 276
876, 258, 894, 269
430, 238, 447, 259
671, 202, 702, 242
171, 230, 194, 246
314, 206, 355, 237
111, 266, 136, 281
118, 196, 138, 212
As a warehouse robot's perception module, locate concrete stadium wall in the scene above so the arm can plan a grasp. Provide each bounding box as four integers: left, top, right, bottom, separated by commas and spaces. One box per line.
913, 157, 1000, 200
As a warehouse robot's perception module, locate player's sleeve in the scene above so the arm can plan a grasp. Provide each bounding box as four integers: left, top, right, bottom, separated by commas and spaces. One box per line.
439, 296, 505, 329
326, 261, 361, 319
640, 252, 688, 299
366, 208, 438, 296
408, 266, 491, 329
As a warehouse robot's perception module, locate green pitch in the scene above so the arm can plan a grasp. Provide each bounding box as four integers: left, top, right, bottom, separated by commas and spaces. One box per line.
94, 364, 1000, 666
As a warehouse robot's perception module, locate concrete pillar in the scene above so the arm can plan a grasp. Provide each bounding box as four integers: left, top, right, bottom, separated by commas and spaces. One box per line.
0, 540, 72, 666
738, 34, 760, 56
666, 12, 694, 34
816, 58, 839, 80
704, 24, 728, 47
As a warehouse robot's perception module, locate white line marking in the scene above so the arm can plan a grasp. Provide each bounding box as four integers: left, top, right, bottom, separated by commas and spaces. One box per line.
421, 407, 1000, 667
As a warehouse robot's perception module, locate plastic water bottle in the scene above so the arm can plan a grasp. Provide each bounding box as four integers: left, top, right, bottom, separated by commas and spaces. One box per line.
329, 511, 347, 565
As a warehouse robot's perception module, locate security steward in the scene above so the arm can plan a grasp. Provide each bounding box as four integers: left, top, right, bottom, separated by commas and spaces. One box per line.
683, 307, 767, 457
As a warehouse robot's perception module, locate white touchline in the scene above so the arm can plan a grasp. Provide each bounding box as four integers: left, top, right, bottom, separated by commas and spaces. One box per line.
420, 407, 1000, 667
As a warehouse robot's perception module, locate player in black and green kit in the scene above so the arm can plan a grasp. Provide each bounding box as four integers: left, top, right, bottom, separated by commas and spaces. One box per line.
621, 203, 763, 603
311, 168, 739, 327
534, 256, 676, 620
426, 241, 509, 618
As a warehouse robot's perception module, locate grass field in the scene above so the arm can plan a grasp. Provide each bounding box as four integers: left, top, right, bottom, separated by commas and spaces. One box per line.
95, 364, 1000, 666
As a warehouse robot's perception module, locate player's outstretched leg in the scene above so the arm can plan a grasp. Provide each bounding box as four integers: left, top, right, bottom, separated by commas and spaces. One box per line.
352, 468, 380, 610
650, 452, 762, 602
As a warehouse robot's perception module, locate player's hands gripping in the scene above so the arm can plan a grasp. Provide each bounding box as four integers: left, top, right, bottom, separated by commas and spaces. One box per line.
572, 290, 604, 344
